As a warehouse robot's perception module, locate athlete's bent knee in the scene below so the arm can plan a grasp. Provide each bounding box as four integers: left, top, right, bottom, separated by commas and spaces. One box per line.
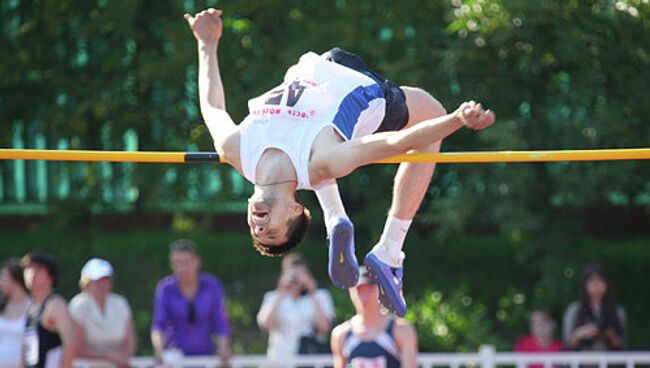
401, 86, 446, 126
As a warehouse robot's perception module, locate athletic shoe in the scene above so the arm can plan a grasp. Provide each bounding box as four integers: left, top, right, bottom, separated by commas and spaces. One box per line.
363, 252, 406, 317
327, 217, 359, 289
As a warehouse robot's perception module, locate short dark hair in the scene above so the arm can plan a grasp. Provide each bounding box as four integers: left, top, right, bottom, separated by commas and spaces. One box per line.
169, 239, 199, 256
22, 252, 58, 287
253, 207, 312, 257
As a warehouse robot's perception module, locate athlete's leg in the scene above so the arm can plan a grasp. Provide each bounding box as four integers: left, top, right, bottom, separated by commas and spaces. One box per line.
364, 86, 446, 316
376, 87, 445, 262
316, 181, 359, 289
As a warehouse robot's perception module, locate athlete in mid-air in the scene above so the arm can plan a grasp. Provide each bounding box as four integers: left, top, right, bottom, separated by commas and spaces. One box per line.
184, 9, 495, 316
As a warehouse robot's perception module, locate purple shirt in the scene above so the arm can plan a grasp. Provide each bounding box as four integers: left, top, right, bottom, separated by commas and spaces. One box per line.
151, 273, 230, 355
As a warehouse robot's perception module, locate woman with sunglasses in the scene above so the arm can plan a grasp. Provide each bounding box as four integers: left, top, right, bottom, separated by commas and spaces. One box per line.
151, 239, 231, 366
68, 258, 136, 368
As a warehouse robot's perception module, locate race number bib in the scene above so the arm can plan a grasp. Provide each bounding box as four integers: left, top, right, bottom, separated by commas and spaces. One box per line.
24, 325, 40, 366
350, 356, 387, 368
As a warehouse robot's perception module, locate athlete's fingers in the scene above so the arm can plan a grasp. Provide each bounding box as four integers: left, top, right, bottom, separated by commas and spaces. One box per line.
183, 13, 194, 23
476, 110, 496, 130
471, 103, 482, 115
211, 10, 223, 21
484, 110, 496, 127
467, 102, 479, 119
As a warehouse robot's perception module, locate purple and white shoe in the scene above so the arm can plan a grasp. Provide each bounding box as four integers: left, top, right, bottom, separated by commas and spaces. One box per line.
327, 217, 359, 289
363, 252, 406, 317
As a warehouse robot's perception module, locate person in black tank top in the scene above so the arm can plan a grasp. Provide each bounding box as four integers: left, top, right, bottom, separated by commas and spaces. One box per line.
22, 253, 78, 368
25, 293, 63, 368
331, 266, 419, 368
343, 318, 401, 368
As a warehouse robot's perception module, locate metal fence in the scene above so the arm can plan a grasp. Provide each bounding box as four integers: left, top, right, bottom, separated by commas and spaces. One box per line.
74, 346, 650, 368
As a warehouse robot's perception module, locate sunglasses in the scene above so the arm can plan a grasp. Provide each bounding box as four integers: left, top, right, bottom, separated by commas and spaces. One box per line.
187, 300, 196, 325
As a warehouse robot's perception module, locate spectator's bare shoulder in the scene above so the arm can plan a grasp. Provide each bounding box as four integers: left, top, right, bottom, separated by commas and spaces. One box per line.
393, 318, 417, 345
42, 295, 72, 329
44, 294, 68, 312
331, 320, 351, 352
331, 320, 352, 341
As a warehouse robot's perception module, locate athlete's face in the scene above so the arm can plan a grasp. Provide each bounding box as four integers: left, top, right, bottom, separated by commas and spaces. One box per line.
350, 283, 380, 312
247, 195, 303, 246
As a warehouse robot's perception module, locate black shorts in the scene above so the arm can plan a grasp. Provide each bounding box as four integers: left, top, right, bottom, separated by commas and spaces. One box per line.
324, 47, 410, 132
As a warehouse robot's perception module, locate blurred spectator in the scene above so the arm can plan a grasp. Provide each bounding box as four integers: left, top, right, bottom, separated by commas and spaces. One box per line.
0, 259, 31, 368
68, 258, 136, 368
563, 264, 627, 350
514, 308, 562, 368
331, 266, 418, 368
151, 239, 231, 365
257, 253, 334, 359
22, 252, 78, 368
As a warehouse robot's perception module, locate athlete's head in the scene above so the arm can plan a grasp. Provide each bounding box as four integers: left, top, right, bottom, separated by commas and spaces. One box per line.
248, 192, 312, 257
349, 266, 380, 313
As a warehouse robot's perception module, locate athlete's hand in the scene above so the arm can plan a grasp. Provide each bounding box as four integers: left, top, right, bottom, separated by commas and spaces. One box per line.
455, 100, 495, 130
184, 8, 223, 45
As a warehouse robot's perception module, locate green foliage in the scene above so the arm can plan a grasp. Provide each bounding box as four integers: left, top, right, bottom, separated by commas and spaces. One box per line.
407, 289, 505, 351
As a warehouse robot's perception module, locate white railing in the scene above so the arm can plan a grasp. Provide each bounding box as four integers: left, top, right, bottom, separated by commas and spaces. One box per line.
74, 346, 650, 368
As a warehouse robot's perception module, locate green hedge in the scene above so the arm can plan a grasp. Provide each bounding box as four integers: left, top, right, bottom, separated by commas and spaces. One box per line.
1, 223, 648, 353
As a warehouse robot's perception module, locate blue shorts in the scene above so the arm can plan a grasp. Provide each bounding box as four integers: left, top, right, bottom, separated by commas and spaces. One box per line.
324, 47, 410, 133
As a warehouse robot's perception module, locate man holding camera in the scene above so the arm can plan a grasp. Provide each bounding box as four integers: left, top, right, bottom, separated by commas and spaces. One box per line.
257, 254, 335, 358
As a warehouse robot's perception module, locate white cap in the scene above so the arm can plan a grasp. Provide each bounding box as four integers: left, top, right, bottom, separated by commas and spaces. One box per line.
80, 258, 113, 281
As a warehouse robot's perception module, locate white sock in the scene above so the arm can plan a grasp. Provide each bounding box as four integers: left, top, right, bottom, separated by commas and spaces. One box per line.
371, 215, 412, 267
315, 181, 348, 232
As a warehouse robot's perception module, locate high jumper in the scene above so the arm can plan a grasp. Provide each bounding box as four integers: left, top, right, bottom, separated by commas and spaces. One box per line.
184, 8, 495, 316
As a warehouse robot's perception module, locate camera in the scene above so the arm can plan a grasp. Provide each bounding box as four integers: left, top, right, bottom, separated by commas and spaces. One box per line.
594, 315, 608, 330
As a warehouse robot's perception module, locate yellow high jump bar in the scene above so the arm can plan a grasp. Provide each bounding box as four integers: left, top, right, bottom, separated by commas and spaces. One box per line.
0, 148, 649, 164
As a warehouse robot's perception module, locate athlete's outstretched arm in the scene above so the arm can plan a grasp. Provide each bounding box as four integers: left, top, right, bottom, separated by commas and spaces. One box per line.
321, 101, 495, 179
184, 9, 237, 153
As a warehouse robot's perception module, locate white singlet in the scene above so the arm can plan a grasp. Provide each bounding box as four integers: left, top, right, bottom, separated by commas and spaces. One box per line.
239, 51, 387, 190
0, 315, 27, 368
